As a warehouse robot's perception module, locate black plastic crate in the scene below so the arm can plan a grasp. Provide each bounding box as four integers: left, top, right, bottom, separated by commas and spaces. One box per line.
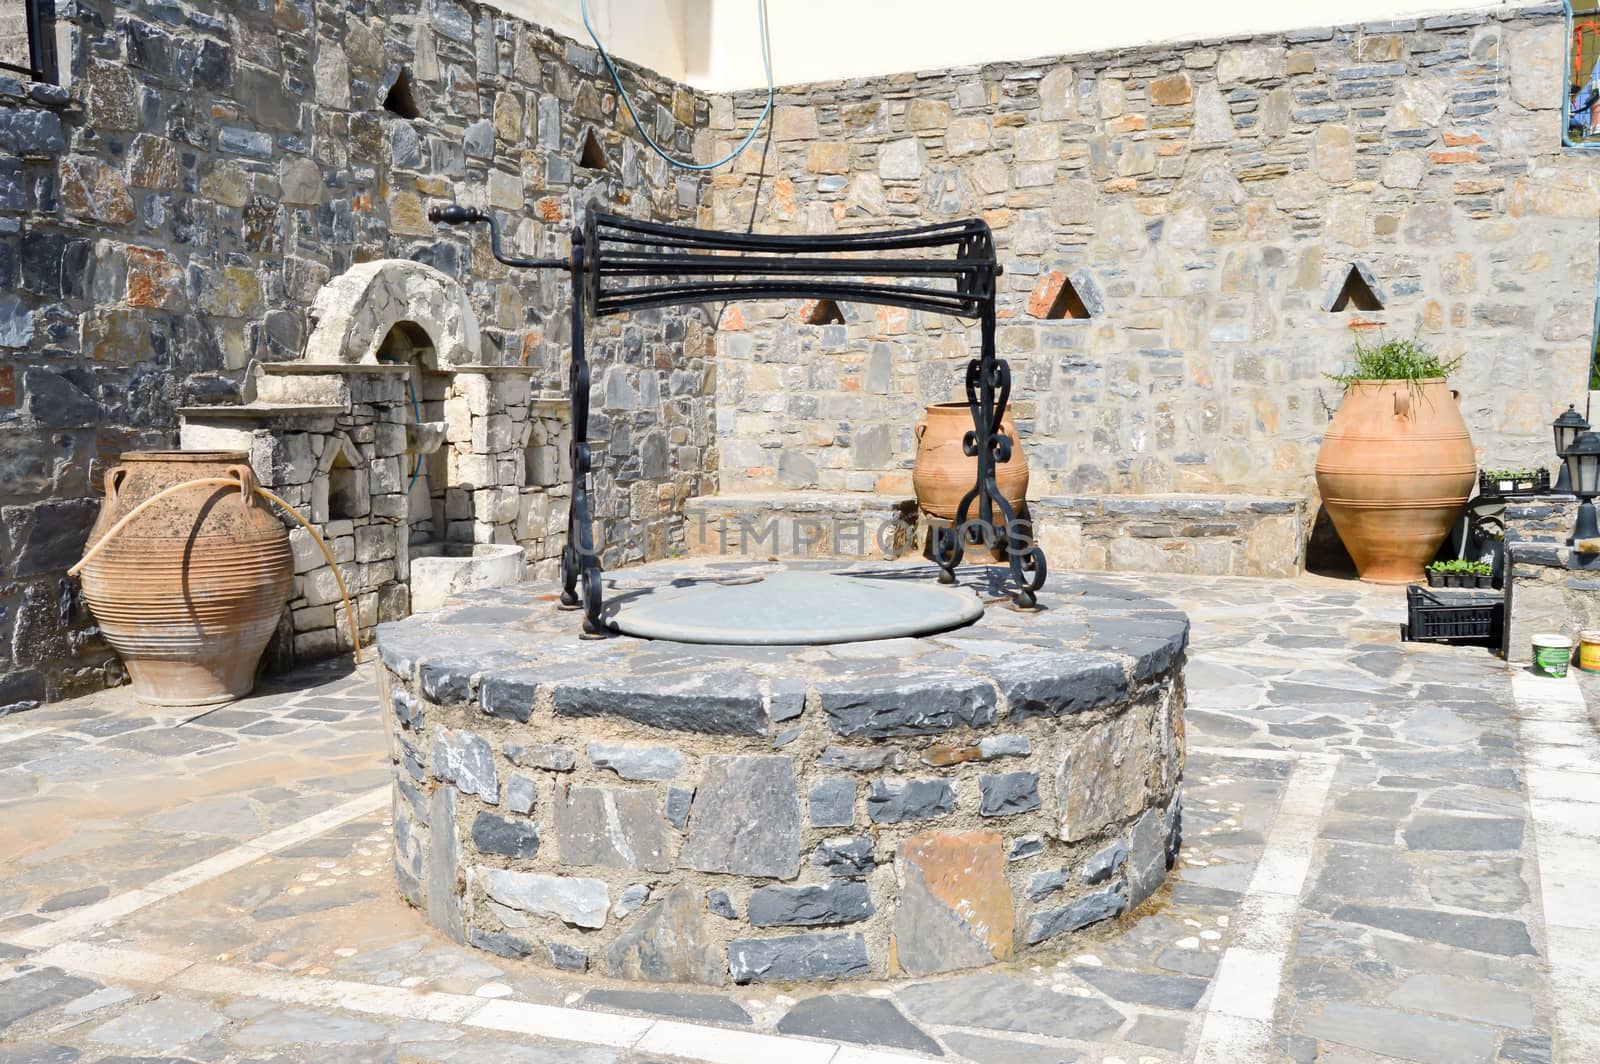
1478, 469, 1550, 499
1404, 585, 1503, 645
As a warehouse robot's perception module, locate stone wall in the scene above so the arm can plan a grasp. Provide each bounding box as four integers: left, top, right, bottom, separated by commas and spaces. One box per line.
0, 0, 715, 711
703, 5, 1592, 510
379, 567, 1188, 983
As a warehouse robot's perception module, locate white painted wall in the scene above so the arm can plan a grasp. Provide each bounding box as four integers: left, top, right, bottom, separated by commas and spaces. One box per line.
689, 0, 1525, 89
487, 0, 691, 79
489, 1, 1533, 91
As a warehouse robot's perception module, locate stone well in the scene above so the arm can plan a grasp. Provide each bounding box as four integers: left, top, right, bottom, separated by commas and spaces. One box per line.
378, 561, 1186, 984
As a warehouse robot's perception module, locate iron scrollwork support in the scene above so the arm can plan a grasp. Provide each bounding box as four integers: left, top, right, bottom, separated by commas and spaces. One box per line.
559, 242, 605, 636
931, 304, 1047, 608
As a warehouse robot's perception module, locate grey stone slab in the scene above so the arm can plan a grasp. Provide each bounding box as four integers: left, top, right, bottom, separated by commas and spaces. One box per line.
1330, 904, 1535, 956
1499, 1034, 1554, 1064
554, 785, 672, 872
504, 743, 575, 772
728, 932, 871, 983
430, 726, 498, 804
896, 972, 1125, 1040
990, 650, 1130, 720
583, 988, 751, 1026
1426, 858, 1530, 912
747, 881, 874, 927
979, 771, 1040, 816
612, 571, 983, 644
1071, 966, 1208, 1009
232, 1006, 389, 1045
1314, 842, 1414, 898
38, 884, 110, 912
504, 774, 537, 815
1127, 805, 1170, 907
707, 889, 736, 919
818, 672, 997, 737
471, 811, 539, 859
603, 886, 723, 985
85, 997, 224, 1049
942, 1033, 1079, 1062
776, 994, 942, 1055
1300, 1002, 1497, 1064
479, 868, 608, 929
0, 967, 100, 1030
680, 756, 802, 878
1388, 973, 1535, 1029
1404, 816, 1524, 851
1156, 947, 1219, 976
428, 786, 464, 942
867, 777, 957, 823
1025, 881, 1126, 945
818, 745, 898, 771
0, 1046, 80, 1064
814, 836, 876, 878
1082, 839, 1128, 884
587, 742, 685, 781
1128, 1013, 1189, 1050
553, 669, 766, 736
809, 777, 857, 827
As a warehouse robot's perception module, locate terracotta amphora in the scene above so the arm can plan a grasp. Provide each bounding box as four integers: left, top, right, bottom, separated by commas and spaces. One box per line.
912, 401, 1030, 521
1314, 379, 1476, 584
79, 451, 293, 706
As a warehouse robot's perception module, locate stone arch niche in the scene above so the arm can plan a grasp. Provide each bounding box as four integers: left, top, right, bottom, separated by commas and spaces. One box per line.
305, 259, 481, 370
179, 258, 542, 665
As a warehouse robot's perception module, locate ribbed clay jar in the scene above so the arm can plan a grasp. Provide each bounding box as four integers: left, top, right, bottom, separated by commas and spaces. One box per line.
80, 451, 293, 706
912, 401, 1030, 520
1314, 379, 1476, 584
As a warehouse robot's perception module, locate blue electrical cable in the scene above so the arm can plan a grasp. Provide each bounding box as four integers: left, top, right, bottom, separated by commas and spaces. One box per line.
580, 0, 774, 171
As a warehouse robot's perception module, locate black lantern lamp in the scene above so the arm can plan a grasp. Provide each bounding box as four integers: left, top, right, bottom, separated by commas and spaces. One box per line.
1554, 403, 1589, 493
1565, 429, 1600, 542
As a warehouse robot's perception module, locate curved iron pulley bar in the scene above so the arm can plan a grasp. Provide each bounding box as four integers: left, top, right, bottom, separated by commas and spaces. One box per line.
429, 204, 1045, 631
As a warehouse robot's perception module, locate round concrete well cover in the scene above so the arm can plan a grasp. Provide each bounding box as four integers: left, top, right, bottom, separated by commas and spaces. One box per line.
610, 571, 985, 645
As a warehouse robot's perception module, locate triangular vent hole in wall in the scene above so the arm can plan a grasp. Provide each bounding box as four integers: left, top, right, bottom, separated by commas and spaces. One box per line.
1044, 278, 1092, 320
801, 299, 845, 325
1326, 264, 1385, 312
383, 68, 420, 120
579, 129, 609, 171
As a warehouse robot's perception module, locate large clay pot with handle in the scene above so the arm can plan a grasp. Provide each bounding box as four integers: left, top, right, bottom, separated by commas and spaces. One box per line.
1314, 379, 1475, 584
79, 451, 293, 706
912, 401, 1030, 520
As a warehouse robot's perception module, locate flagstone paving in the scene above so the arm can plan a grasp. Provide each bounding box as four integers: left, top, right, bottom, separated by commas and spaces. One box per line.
0, 572, 1593, 1063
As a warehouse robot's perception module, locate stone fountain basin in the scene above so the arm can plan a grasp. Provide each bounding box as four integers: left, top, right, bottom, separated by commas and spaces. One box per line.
409, 542, 526, 612
377, 560, 1187, 985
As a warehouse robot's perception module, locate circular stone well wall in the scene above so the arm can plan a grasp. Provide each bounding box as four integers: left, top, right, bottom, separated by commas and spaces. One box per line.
379, 562, 1187, 985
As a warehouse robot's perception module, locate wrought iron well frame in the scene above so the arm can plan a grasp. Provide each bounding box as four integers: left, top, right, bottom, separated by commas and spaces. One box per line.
430, 204, 1046, 635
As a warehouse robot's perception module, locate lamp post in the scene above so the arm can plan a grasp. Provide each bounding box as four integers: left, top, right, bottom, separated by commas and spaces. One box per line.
1565, 429, 1600, 543
1554, 404, 1589, 493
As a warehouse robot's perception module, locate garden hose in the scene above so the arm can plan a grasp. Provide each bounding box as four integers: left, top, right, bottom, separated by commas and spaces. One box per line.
581, 0, 774, 172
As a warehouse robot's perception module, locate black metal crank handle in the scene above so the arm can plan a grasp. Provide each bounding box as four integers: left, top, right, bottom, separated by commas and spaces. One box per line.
427, 203, 569, 271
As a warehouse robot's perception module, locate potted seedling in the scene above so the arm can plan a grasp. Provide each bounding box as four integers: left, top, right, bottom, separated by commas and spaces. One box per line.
1468, 560, 1494, 588
1425, 561, 1448, 588
1479, 467, 1549, 498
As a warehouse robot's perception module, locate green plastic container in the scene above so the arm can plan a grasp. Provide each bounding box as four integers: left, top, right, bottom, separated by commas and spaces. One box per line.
1532, 634, 1572, 678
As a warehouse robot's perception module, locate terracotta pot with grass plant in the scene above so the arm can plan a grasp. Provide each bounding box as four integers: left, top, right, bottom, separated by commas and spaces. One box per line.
1315, 337, 1476, 584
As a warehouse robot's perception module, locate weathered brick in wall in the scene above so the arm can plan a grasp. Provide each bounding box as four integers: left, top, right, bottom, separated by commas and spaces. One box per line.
0, 0, 715, 710
705, 6, 1593, 505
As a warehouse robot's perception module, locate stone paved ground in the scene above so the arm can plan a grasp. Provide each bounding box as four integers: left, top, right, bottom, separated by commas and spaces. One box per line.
2, 571, 1596, 1064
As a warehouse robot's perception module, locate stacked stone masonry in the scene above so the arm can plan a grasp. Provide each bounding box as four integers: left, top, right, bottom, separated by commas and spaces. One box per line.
705, 6, 1592, 509
1, 0, 716, 709
4, 1, 1597, 711
378, 562, 1188, 983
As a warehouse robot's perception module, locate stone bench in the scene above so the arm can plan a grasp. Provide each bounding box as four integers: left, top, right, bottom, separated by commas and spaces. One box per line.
1033, 494, 1307, 578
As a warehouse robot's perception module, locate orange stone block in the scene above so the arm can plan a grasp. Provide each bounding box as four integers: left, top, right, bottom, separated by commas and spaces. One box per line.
1027, 271, 1066, 318
891, 829, 1014, 977
1429, 149, 1478, 164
